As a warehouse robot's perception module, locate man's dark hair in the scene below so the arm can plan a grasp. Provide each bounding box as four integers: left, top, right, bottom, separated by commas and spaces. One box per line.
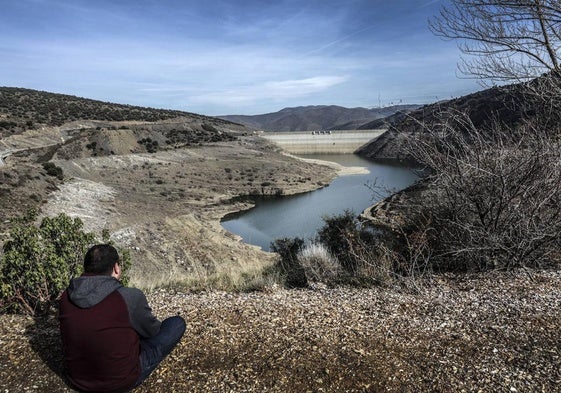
84, 244, 119, 275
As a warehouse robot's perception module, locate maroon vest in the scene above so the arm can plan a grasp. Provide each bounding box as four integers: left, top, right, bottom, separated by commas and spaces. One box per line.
59, 289, 140, 393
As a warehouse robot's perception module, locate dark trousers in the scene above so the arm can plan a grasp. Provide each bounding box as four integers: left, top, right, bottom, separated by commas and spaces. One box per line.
132, 316, 186, 389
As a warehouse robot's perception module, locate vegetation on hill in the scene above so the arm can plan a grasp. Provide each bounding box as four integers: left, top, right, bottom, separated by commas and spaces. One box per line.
356, 81, 532, 160
0, 87, 234, 134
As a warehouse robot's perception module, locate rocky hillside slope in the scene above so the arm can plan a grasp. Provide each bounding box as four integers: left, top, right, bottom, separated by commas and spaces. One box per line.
356, 82, 534, 161
219, 104, 419, 132
0, 88, 339, 288
0, 87, 243, 228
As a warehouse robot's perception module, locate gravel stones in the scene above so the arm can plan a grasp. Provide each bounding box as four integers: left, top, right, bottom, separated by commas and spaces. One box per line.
1, 269, 560, 392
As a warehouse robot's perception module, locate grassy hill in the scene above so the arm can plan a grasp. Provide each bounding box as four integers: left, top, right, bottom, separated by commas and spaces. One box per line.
0, 87, 249, 235
0, 87, 236, 136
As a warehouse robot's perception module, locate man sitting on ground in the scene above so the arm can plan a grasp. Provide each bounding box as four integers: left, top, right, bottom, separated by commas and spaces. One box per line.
59, 244, 186, 393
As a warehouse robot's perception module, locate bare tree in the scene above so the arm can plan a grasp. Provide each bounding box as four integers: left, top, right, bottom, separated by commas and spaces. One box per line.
365, 1, 561, 275
401, 109, 561, 271
429, 0, 561, 82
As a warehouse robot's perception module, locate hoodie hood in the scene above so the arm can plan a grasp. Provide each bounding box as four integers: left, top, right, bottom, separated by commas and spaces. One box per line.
66, 275, 122, 308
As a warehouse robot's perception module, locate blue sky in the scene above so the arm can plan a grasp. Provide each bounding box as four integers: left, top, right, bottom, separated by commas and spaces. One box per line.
1, 0, 481, 115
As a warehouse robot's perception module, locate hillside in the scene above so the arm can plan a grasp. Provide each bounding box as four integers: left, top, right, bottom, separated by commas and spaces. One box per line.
357, 109, 416, 130
219, 104, 419, 132
356, 83, 531, 160
0, 87, 250, 228
0, 87, 339, 289
0, 87, 235, 136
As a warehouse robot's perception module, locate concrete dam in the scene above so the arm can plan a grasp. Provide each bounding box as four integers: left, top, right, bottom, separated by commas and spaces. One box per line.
260, 129, 386, 154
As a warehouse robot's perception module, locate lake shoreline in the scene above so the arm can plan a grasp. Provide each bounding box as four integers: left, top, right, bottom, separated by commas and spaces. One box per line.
219, 153, 368, 223
285, 152, 370, 175
221, 153, 418, 251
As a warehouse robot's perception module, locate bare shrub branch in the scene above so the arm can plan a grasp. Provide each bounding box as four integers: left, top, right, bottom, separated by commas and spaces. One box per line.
429, 0, 561, 83
402, 109, 561, 271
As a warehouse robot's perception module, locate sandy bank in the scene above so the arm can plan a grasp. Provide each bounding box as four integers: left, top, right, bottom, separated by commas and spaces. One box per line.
285, 153, 370, 176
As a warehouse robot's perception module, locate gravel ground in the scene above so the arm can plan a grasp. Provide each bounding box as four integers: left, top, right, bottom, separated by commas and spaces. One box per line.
1, 270, 560, 392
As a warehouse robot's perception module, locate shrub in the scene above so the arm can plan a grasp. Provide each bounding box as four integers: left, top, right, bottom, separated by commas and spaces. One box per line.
270, 213, 399, 288
0, 120, 18, 129
317, 210, 375, 274
201, 123, 217, 133
138, 137, 159, 153
42, 162, 63, 180
270, 237, 307, 288
297, 242, 340, 284
402, 109, 561, 271
0, 211, 131, 314
0, 211, 94, 314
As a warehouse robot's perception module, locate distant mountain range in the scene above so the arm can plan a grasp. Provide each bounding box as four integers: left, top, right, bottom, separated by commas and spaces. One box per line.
219, 104, 420, 132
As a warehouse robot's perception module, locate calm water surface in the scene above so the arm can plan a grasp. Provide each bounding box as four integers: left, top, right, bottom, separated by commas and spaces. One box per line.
221, 154, 418, 251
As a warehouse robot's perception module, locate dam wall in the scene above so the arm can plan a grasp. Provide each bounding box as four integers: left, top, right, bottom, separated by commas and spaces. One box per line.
260, 129, 387, 154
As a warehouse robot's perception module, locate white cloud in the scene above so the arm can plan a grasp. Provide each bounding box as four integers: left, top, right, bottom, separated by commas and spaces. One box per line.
187, 75, 348, 109
420, 0, 442, 8
1, 1, 482, 115
265, 76, 349, 96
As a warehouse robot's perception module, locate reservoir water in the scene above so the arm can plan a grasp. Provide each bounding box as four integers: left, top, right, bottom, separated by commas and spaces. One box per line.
221, 154, 418, 251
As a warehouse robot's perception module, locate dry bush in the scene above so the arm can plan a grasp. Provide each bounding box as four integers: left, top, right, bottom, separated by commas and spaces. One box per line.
297, 242, 341, 284
518, 73, 561, 127
339, 219, 434, 289
270, 238, 308, 288
402, 108, 561, 271
346, 238, 394, 286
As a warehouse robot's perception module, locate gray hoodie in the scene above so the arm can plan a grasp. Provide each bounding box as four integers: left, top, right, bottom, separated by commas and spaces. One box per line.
65, 275, 161, 338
